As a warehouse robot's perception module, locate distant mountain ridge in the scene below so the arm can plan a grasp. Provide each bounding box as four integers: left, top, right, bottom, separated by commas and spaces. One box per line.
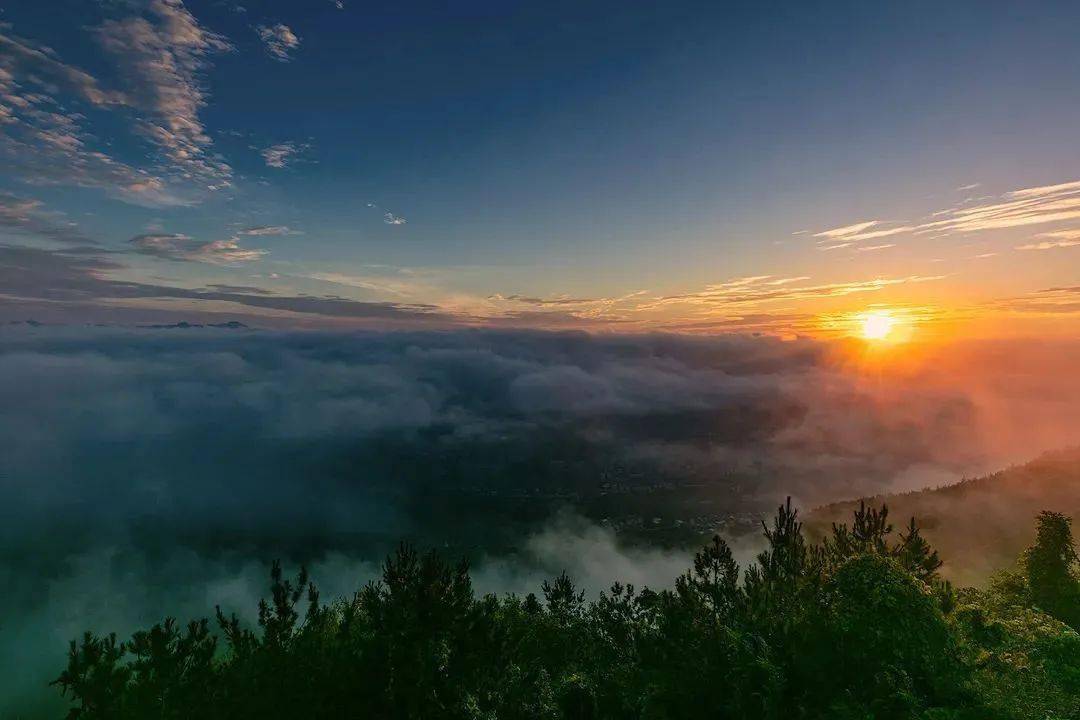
807, 447, 1080, 585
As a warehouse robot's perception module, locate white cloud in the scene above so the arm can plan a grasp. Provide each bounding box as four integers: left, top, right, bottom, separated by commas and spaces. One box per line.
255, 24, 300, 62
383, 212, 407, 225
1008, 179, 1080, 199
813, 220, 879, 239
95, 0, 234, 188
821, 178, 1080, 245
643, 274, 945, 312
0, 27, 194, 206
260, 142, 307, 168
814, 220, 913, 243
918, 179, 1080, 234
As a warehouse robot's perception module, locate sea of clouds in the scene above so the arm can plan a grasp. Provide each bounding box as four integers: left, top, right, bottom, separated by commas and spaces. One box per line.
2, 326, 1078, 715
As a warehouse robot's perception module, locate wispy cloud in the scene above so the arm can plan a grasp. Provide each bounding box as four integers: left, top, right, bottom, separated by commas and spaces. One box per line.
130, 233, 267, 264
642, 274, 944, 311
365, 202, 407, 225
1008, 180, 1080, 198
255, 23, 300, 62
956, 182, 981, 192
96, 0, 234, 188
818, 178, 1080, 252
0, 193, 96, 246
916, 179, 1080, 234
307, 269, 433, 298
238, 225, 297, 236
0, 27, 193, 206
813, 220, 913, 244
1015, 228, 1080, 251
813, 220, 879, 239
0, 33, 125, 108
991, 285, 1080, 316
261, 142, 308, 168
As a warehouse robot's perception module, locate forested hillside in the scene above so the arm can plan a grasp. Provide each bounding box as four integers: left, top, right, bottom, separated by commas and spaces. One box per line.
808, 448, 1080, 585
54, 500, 1080, 720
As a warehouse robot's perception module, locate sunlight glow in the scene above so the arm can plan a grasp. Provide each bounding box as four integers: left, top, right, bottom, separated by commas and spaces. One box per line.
860, 311, 895, 340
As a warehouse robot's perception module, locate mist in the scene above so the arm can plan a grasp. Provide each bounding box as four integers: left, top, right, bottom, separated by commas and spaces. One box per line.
2, 325, 1078, 715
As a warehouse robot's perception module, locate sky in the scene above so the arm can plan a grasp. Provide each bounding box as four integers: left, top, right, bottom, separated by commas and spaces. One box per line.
1, 0, 1079, 338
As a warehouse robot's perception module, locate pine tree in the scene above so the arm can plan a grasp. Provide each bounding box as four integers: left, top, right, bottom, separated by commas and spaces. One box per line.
1025, 510, 1080, 628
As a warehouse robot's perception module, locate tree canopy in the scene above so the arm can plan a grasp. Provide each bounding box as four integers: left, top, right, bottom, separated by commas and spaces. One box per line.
53, 503, 1080, 720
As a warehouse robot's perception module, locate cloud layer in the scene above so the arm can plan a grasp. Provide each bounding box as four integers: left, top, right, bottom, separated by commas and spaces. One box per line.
1, 327, 1076, 715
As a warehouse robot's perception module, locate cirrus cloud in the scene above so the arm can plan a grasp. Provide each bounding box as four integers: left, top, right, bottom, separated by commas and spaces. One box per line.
255, 23, 300, 62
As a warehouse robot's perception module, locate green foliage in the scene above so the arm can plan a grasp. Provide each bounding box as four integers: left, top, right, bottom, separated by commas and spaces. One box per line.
824, 502, 943, 582
53, 503, 1080, 720
1024, 510, 1080, 628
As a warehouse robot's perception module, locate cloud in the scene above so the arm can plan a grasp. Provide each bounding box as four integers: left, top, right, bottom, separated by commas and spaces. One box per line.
856, 243, 895, 252
95, 0, 234, 188
255, 23, 301, 61
645, 274, 944, 310
1008, 179, 1080, 199
0, 30, 191, 206
307, 269, 434, 298
130, 233, 267, 264
992, 286, 1080, 316
0, 193, 96, 246
816, 178, 1080, 255
1039, 229, 1080, 240
1015, 228, 1080, 251
203, 283, 273, 295
1015, 241, 1073, 251
916, 178, 1080, 235
261, 142, 307, 168
0, 32, 125, 108
0, 327, 1076, 715
0, 244, 454, 326
0, 2, 234, 204
814, 220, 879, 239
238, 225, 296, 236
956, 183, 981, 192
383, 211, 407, 225
813, 220, 913, 244
495, 294, 603, 306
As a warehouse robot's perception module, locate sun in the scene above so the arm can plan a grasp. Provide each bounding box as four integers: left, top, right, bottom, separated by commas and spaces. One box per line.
860, 311, 895, 341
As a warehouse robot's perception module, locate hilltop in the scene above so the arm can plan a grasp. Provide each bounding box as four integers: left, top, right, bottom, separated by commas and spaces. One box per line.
807, 447, 1080, 585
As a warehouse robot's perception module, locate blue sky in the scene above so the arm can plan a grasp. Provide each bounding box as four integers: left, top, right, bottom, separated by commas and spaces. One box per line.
2, 0, 1079, 334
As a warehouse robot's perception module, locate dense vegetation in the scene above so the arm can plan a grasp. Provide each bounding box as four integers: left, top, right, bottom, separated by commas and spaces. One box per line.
807, 447, 1080, 586
54, 502, 1080, 720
